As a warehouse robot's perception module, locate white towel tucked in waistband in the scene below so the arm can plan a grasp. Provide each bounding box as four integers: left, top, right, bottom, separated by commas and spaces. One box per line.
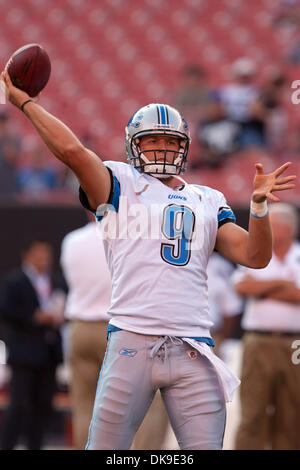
182, 338, 241, 403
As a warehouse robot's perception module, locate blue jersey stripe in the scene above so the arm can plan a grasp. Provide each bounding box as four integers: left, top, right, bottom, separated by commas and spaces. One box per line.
218, 209, 236, 224
96, 175, 120, 222
110, 176, 120, 212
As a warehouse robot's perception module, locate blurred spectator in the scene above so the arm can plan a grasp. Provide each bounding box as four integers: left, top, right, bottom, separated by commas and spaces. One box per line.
285, 29, 300, 63
197, 58, 266, 167
15, 139, 59, 198
0, 239, 66, 450
253, 69, 289, 153
272, 0, 300, 29
0, 111, 21, 196
232, 203, 300, 450
207, 252, 244, 357
173, 64, 212, 120
172, 64, 216, 168
290, 124, 300, 154
278, 1, 300, 63
60, 214, 111, 449
216, 58, 265, 149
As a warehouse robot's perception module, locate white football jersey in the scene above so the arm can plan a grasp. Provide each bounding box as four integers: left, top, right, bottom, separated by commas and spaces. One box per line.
80, 161, 236, 338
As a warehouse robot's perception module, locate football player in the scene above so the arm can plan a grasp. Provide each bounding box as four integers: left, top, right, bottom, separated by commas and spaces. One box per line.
1, 70, 296, 450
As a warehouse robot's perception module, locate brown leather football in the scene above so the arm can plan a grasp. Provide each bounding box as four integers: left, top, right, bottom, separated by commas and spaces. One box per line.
6, 44, 51, 97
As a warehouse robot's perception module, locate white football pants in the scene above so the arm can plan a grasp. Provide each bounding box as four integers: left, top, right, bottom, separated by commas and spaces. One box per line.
85, 330, 226, 450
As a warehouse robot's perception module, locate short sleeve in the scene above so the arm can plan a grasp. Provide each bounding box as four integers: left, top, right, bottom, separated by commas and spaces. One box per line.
217, 203, 236, 228
78, 166, 120, 217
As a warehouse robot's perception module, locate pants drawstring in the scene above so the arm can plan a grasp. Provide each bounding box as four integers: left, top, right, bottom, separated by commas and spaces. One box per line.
150, 336, 183, 362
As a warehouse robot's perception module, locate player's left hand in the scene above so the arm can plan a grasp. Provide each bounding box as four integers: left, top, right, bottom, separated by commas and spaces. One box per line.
252, 162, 296, 203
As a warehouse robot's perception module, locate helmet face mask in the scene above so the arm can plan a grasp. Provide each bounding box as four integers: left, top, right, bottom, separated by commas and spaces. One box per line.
125, 104, 190, 178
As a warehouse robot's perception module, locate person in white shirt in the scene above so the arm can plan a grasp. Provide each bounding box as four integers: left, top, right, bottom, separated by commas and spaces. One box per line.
207, 252, 243, 356
233, 203, 300, 450
2, 67, 296, 450
60, 215, 111, 449
212, 57, 266, 151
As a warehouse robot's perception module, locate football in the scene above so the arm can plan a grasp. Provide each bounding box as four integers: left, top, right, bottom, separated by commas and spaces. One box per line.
6, 44, 51, 97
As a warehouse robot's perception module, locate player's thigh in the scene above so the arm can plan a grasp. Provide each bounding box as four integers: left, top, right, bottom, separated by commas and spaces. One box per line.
161, 348, 226, 450
86, 330, 156, 449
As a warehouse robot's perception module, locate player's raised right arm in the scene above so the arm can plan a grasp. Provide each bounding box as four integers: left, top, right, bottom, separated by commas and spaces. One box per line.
1, 70, 111, 210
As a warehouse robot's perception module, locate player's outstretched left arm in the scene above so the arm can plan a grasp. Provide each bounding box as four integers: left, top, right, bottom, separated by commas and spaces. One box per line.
215, 162, 296, 268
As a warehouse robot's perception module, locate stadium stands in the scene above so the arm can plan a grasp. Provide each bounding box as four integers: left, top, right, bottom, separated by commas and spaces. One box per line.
0, 0, 300, 202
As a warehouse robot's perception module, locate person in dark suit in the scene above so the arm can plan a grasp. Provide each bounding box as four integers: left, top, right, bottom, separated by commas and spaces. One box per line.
0, 239, 66, 450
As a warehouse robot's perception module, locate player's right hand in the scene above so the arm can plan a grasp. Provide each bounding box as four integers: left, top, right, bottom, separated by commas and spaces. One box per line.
0, 68, 40, 109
